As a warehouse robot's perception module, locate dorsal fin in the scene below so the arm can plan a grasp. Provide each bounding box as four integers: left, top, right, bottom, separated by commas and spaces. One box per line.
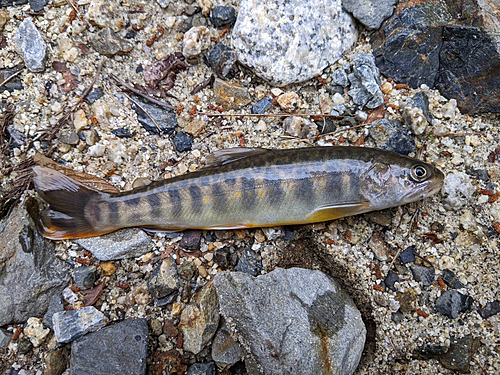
205, 147, 272, 167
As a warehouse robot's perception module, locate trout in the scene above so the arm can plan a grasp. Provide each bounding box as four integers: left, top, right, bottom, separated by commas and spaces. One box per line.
33, 146, 444, 239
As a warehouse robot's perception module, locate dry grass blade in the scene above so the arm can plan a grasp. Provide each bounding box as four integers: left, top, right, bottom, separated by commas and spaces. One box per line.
0, 69, 23, 89
198, 112, 343, 118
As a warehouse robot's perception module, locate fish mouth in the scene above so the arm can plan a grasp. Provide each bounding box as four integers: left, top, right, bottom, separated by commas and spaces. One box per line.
403, 175, 444, 203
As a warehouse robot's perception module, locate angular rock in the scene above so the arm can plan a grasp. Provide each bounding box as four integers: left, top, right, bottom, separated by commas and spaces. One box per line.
231, 0, 358, 86
441, 172, 475, 210
212, 321, 242, 368
173, 131, 193, 152
73, 266, 96, 290
213, 247, 231, 269
368, 119, 416, 156
7, 125, 25, 148
213, 78, 251, 109
439, 335, 480, 373
235, 248, 262, 276
384, 270, 399, 292
180, 230, 202, 250
131, 96, 177, 135
410, 266, 435, 288
0, 68, 23, 92
43, 294, 64, 330
435, 290, 473, 319
148, 257, 180, 301
210, 6, 236, 27
24, 317, 50, 347
183, 26, 214, 58
76, 228, 153, 261
0, 328, 12, 348
478, 300, 500, 319
399, 246, 416, 264
442, 269, 465, 289
14, 18, 47, 72
403, 92, 432, 136
208, 43, 238, 79
184, 119, 206, 137
84, 87, 104, 104
53, 306, 106, 343
90, 26, 133, 56
70, 319, 148, 375
413, 344, 448, 360
252, 97, 273, 114
348, 53, 384, 109
332, 68, 349, 87
179, 282, 220, 354
186, 362, 216, 375
343, 0, 398, 30
214, 268, 366, 375
29, 0, 47, 12
0, 202, 70, 326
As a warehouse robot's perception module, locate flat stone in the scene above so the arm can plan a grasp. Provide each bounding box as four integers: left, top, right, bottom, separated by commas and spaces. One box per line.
180, 230, 202, 250
179, 282, 220, 354
478, 300, 500, 319
211, 321, 242, 368
231, 0, 358, 86
173, 131, 193, 152
399, 246, 416, 264
413, 344, 448, 360
410, 266, 435, 288
29, 0, 47, 12
439, 335, 480, 373
76, 228, 154, 261
210, 6, 236, 27
213, 78, 251, 109
235, 249, 262, 276
131, 96, 177, 135
347, 53, 384, 109
441, 269, 465, 289
90, 26, 133, 56
368, 119, 416, 156
43, 295, 64, 329
364, 210, 393, 227
111, 128, 132, 138
73, 266, 96, 290
186, 362, 216, 375
53, 306, 106, 343
368, 231, 391, 261
251, 97, 273, 115
343, 0, 397, 30
214, 268, 366, 375
435, 290, 473, 319
70, 319, 148, 375
0, 202, 70, 326
208, 43, 238, 79
14, 18, 47, 72
384, 270, 399, 292
147, 257, 180, 301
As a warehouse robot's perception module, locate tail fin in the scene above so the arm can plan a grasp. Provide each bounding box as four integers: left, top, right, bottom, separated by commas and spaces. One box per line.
32, 166, 108, 239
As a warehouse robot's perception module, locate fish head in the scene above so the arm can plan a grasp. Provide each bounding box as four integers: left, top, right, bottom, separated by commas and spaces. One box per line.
361, 154, 445, 210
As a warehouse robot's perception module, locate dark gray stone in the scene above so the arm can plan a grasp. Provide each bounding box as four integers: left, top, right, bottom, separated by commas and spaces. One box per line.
148, 257, 180, 301
0, 202, 70, 326
90, 26, 133, 56
111, 128, 132, 138
368, 119, 416, 156
436, 290, 473, 319
210, 6, 236, 27
173, 131, 193, 152
29, 0, 47, 12
43, 294, 64, 329
213, 247, 231, 269
439, 335, 480, 373
214, 268, 366, 375
211, 321, 242, 367
442, 269, 465, 289
413, 344, 448, 360
399, 246, 416, 264
14, 18, 47, 72
391, 310, 404, 323
252, 97, 273, 114
348, 53, 384, 109
330, 104, 346, 116
0, 69, 23, 92
478, 300, 500, 319
332, 68, 349, 87
76, 228, 153, 261
180, 230, 202, 250
409, 92, 432, 123
84, 87, 104, 104
411, 266, 435, 288
343, 0, 398, 30
6, 125, 25, 148
186, 362, 216, 375
0, 0, 28, 6
73, 266, 96, 290
71, 319, 148, 375
384, 270, 399, 292
0, 328, 12, 348
53, 306, 106, 343
208, 43, 238, 79
235, 249, 262, 276
131, 96, 177, 135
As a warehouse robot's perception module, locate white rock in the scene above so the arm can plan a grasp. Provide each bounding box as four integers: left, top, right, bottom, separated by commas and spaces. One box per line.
441, 171, 475, 210
183, 26, 214, 58
24, 318, 50, 347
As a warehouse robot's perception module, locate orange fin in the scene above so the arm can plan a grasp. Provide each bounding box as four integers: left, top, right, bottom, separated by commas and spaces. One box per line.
33, 166, 108, 240
205, 147, 272, 167
306, 202, 371, 222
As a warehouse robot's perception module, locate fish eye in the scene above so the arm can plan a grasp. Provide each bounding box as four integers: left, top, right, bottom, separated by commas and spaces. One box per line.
410, 165, 429, 182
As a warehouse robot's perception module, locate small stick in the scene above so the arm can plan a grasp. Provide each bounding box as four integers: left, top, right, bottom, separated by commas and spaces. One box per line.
0, 69, 23, 89
65, 0, 87, 24
110, 74, 175, 110
433, 132, 480, 138
198, 112, 343, 119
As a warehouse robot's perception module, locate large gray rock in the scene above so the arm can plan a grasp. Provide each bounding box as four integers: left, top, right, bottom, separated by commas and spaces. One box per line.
214, 268, 366, 375
52, 306, 106, 343
342, 0, 398, 30
75, 228, 153, 261
0, 202, 70, 326
231, 0, 358, 86
14, 18, 46, 72
70, 319, 148, 375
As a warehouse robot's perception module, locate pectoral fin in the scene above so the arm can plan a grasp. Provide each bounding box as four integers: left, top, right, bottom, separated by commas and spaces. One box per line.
205, 147, 272, 167
306, 202, 371, 222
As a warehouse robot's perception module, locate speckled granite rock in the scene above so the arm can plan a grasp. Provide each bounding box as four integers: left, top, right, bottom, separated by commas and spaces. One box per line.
14, 18, 46, 72
75, 228, 153, 261
231, 0, 357, 86
214, 268, 366, 375
342, 0, 398, 30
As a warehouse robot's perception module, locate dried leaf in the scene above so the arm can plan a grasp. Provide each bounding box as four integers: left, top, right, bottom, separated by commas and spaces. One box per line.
52, 61, 79, 93
81, 281, 105, 306
422, 232, 444, 245
33, 153, 119, 193
144, 52, 189, 89
365, 104, 386, 124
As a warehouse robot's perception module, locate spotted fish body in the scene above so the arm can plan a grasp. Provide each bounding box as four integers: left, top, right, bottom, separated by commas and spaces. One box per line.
33, 147, 444, 239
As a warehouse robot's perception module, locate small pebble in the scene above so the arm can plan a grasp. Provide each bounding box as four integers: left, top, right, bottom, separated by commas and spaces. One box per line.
478, 300, 500, 319
210, 6, 236, 27
180, 230, 202, 250
184, 119, 206, 136
441, 269, 465, 289
252, 97, 273, 114
186, 362, 216, 375
208, 43, 237, 79
277, 92, 300, 112
411, 265, 435, 287
73, 266, 96, 290
384, 270, 399, 292
399, 246, 416, 264
435, 290, 473, 319
235, 249, 262, 276
173, 132, 193, 152
111, 128, 132, 138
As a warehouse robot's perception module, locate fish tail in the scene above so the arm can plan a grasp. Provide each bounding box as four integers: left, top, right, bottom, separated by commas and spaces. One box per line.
32, 166, 108, 239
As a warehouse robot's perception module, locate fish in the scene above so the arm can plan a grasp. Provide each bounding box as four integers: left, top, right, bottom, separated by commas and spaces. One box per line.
32, 146, 445, 240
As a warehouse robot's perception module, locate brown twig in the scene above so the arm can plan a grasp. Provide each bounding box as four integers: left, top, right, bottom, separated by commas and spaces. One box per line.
0, 69, 23, 89
110, 74, 175, 110
198, 112, 343, 118
433, 132, 480, 138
